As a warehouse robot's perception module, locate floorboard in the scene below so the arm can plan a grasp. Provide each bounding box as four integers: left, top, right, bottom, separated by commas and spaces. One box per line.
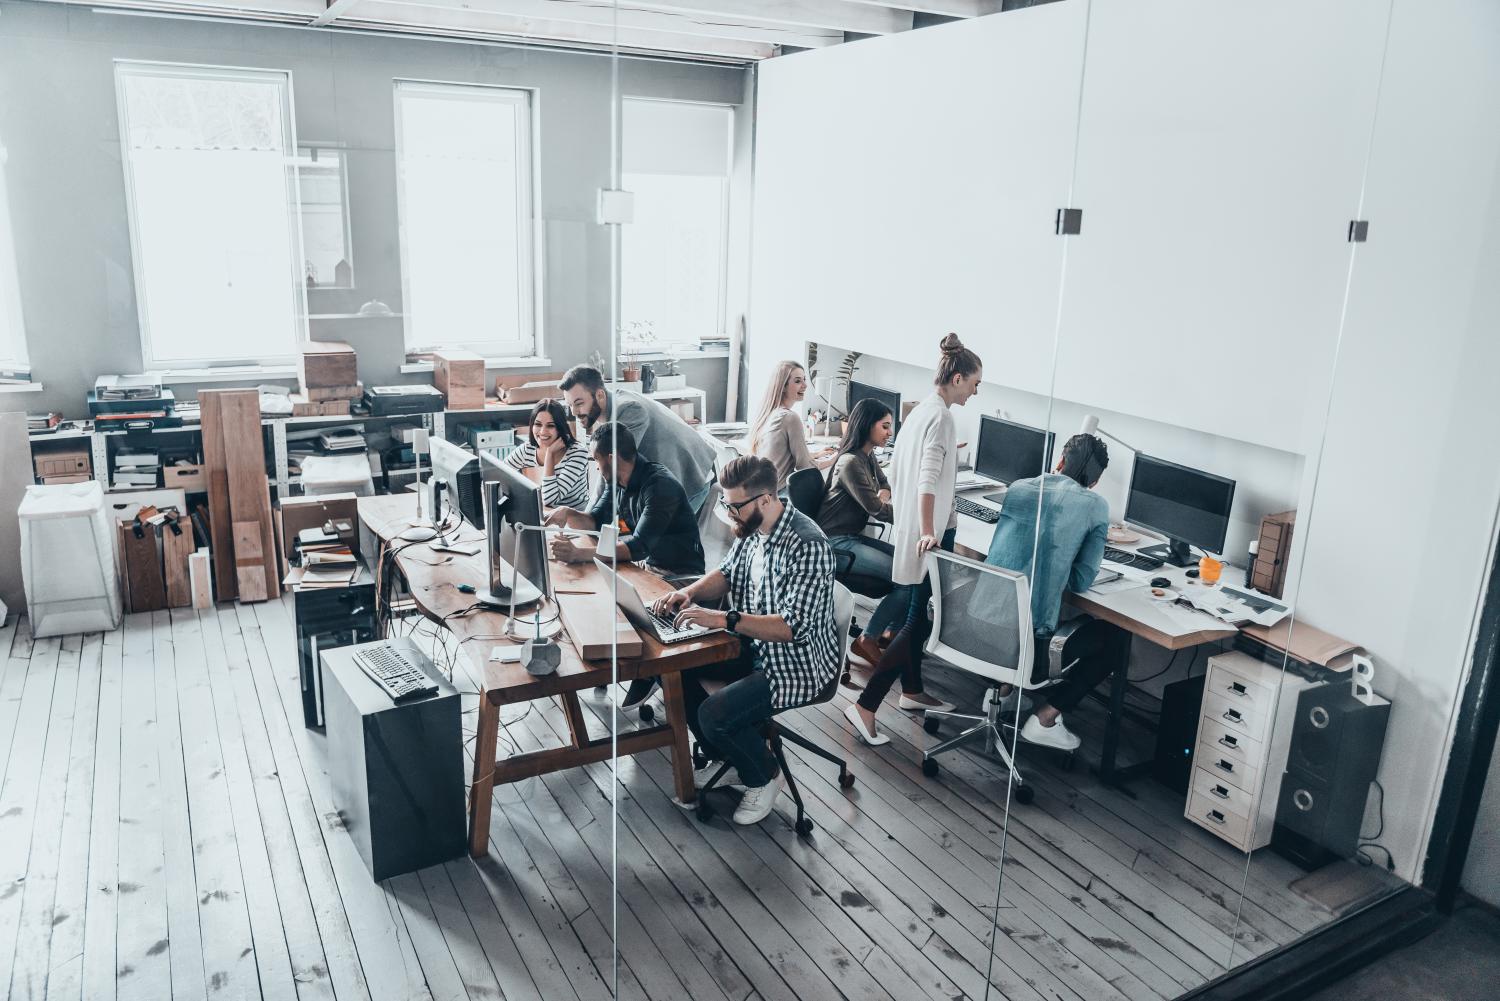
0, 599, 1389, 1001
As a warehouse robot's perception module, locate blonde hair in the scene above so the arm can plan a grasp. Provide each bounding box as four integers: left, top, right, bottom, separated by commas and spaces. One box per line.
748, 360, 806, 455
934, 332, 982, 386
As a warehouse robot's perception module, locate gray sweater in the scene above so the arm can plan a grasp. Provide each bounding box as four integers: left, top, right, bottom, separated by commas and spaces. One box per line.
817, 452, 893, 538
608, 390, 717, 498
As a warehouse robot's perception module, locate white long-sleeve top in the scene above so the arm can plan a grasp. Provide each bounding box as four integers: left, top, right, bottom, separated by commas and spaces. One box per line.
888, 392, 958, 586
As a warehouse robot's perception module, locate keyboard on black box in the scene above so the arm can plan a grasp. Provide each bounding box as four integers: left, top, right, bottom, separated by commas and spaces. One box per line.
1103, 546, 1163, 571
955, 497, 999, 524
354, 644, 439, 702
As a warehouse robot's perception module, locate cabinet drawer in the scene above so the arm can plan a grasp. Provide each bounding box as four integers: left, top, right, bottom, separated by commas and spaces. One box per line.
1196, 738, 1261, 794
1199, 716, 1265, 769
1187, 789, 1252, 850
1203, 688, 1274, 744
1191, 765, 1254, 819
1206, 661, 1276, 712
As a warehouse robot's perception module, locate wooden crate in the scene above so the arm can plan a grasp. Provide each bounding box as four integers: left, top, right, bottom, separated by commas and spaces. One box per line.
163, 463, 207, 492
35, 447, 90, 479
306, 382, 362, 402
290, 394, 352, 417
433, 349, 486, 410
1250, 510, 1295, 599
298, 340, 358, 391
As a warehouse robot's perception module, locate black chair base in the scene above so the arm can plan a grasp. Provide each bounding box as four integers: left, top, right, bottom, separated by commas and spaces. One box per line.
693, 720, 855, 837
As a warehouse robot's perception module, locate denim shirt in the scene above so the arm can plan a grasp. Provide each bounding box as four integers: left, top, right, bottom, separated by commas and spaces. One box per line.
985, 474, 1110, 636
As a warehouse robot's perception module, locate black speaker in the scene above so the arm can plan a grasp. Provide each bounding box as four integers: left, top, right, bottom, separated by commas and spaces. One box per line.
1272, 683, 1390, 870
1152, 674, 1206, 795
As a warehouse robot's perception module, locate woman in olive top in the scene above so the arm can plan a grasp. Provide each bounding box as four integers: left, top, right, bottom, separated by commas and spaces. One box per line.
747, 360, 835, 491
817, 397, 896, 578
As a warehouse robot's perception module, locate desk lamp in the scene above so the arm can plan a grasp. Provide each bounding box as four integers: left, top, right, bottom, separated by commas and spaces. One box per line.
399, 428, 439, 542
499, 520, 618, 643
1078, 414, 1140, 456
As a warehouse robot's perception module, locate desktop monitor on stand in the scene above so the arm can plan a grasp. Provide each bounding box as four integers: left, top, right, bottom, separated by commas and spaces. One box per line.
477, 458, 550, 612
848, 380, 902, 438
428, 438, 482, 534
1124, 453, 1237, 568
975, 415, 1055, 486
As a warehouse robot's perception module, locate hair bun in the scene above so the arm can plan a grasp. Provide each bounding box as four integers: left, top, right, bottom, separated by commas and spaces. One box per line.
939, 333, 964, 354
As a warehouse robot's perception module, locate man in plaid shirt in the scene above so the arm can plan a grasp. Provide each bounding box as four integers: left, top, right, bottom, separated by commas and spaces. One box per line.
654, 455, 840, 826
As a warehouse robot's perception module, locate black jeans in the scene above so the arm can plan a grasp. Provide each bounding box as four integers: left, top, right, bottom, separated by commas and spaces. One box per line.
1031, 618, 1131, 713
857, 527, 956, 712
682, 644, 777, 788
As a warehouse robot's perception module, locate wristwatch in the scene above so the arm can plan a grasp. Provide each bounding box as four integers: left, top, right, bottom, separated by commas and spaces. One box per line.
725, 610, 742, 634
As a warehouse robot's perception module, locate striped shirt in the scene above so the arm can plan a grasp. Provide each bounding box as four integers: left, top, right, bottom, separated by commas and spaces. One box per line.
717, 505, 839, 709
505, 439, 591, 510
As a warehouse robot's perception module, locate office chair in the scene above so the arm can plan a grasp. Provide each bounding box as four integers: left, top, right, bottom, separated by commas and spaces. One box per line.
694, 582, 857, 836
917, 550, 1042, 804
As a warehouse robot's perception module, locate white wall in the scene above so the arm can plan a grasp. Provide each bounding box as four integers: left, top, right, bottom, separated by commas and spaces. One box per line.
751, 0, 1500, 884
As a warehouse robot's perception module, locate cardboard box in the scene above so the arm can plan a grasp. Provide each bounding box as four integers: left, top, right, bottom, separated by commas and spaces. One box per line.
276, 493, 361, 576
162, 463, 207, 491
306, 382, 362, 402
290, 394, 353, 417
298, 341, 358, 391
433, 349, 486, 410
34, 447, 90, 479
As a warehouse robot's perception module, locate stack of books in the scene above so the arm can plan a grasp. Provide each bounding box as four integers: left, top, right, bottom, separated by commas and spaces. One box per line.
288, 525, 358, 589
27, 412, 62, 433
113, 450, 160, 489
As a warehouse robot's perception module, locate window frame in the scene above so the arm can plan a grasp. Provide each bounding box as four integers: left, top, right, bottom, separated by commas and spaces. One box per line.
0, 137, 28, 373
114, 59, 308, 371
296, 143, 356, 291
393, 78, 541, 361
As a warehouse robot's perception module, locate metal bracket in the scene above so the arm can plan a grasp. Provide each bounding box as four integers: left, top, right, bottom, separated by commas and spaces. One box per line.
1348, 220, 1370, 243
1056, 208, 1083, 235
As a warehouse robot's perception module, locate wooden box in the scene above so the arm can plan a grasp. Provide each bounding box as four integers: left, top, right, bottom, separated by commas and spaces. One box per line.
433, 349, 486, 410
35, 447, 90, 480
162, 463, 207, 492
1250, 510, 1295, 599
290, 394, 352, 418
306, 383, 362, 402
298, 341, 358, 391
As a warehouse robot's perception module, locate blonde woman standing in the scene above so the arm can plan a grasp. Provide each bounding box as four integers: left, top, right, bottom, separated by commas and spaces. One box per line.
846, 333, 984, 745
747, 360, 835, 491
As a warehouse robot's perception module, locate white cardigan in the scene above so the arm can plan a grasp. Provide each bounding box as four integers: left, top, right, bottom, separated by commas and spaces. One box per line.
888, 393, 957, 586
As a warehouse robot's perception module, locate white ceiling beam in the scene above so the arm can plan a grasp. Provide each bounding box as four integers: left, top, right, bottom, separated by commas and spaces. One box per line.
371, 0, 841, 48
843, 0, 1003, 18
311, 0, 363, 26
627, 1, 912, 36
345, 0, 777, 58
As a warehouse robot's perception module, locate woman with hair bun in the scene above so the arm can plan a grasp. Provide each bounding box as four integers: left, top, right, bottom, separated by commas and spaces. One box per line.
845, 333, 983, 745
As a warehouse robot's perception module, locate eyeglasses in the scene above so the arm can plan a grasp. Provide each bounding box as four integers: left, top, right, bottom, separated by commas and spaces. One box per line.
719, 492, 769, 514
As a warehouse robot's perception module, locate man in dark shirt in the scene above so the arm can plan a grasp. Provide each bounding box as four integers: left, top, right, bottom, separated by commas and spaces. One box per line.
545, 422, 706, 576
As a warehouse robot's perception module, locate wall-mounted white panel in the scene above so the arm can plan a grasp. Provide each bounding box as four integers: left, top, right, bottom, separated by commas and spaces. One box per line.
1055, 0, 1389, 454
750, 4, 1088, 395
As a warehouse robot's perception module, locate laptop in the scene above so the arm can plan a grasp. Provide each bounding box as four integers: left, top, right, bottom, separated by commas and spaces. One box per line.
594, 560, 722, 644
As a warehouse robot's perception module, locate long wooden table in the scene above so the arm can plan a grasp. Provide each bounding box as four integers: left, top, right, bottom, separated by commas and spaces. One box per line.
358, 495, 740, 857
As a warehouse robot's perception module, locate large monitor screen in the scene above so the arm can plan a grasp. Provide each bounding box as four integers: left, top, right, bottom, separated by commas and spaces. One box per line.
974, 415, 1055, 485
847, 380, 902, 437
1125, 453, 1237, 557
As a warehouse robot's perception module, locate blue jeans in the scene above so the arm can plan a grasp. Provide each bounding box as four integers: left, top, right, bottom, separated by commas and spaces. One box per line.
828, 534, 895, 584
862, 527, 955, 638
682, 647, 776, 788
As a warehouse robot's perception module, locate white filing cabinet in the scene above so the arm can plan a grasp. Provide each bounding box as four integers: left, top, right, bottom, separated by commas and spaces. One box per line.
1186, 651, 1314, 852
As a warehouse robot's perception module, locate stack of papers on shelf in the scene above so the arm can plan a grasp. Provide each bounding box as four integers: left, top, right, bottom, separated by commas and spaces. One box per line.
317, 429, 367, 453
27, 412, 62, 432
95, 374, 163, 401
283, 564, 358, 590
297, 526, 358, 569
113, 449, 160, 489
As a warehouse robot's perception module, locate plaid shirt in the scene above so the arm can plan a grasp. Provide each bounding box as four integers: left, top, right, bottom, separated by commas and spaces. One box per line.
718, 505, 839, 709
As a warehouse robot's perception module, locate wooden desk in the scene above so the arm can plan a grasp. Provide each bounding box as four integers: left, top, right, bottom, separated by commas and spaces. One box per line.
358, 495, 740, 857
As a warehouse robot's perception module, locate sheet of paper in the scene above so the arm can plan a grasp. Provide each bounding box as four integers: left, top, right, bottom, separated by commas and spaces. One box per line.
1089, 577, 1144, 596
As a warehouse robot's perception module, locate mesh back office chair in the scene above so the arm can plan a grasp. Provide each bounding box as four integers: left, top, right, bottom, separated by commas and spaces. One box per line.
695, 582, 857, 836
919, 550, 1039, 804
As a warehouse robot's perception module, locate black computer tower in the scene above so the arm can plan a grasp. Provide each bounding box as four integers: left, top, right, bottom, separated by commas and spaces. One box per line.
1271, 683, 1390, 871
1152, 673, 1206, 795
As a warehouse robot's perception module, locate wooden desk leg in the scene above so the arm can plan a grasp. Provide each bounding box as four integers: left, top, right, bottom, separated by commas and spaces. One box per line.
560, 691, 591, 747
660, 672, 696, 805
1098, 631, 1134, 789
468, 698, 499, 857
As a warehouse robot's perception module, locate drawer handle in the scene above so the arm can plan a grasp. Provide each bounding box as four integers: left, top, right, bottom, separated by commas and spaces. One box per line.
1228, 682, 1248, 697
1211, 784, 1231, 799
1223, 709, 1244, 724
1207, 809, 1226, 825
1218, 735, 1239, 749
1215, 758, 1235, 774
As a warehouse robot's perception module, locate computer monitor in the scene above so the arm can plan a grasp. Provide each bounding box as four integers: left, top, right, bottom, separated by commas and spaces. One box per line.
848, 380, 902, 437
477, 453, 548, 607
974, 415, 1055, 486
429, 438, 482, 529
1124, 453, 1237, 567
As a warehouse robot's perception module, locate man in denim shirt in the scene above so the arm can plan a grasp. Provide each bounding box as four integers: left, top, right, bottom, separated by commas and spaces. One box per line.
986, 433, 1127, 752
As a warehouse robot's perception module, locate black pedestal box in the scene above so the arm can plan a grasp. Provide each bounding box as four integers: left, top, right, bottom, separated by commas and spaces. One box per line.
322, 639, 465, 881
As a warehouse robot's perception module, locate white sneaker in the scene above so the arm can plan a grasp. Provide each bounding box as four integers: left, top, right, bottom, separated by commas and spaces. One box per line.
733, 773, 785, 826
844, 703, 890, 746
898, 692, 956, 713
990, 687, 1033, 717
1020, 713, 1082, 751
694, 762, 744, 790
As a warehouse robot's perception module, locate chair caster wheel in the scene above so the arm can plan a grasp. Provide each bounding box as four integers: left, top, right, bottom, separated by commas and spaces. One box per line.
922, 758, 939, 778
795, 818, 814, 837
839, 771, 856, 790
696, 802, 714, 823
923, 716, 941, 736
692, 745, 708, 770
1014, 784, 1035, 805
639, 703, 655, 723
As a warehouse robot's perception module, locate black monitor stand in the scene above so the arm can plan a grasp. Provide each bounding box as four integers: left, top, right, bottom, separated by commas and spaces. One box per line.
1139, 538, 1197, 568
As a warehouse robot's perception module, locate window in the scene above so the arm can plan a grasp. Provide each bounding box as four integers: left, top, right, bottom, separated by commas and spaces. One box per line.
621, 98, 733, 346
394, 81, 536, 358
296, 146, 353, 289
116, 62, 305, 369
0, 136, 27, 373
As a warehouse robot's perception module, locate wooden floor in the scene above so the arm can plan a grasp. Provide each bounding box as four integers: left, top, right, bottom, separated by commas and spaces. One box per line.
0, 600, 1371, 1001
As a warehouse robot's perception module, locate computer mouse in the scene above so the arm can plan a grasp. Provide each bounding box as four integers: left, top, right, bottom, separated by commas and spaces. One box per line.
1185, 568, 1200, 579
1150, 576, 1172, 589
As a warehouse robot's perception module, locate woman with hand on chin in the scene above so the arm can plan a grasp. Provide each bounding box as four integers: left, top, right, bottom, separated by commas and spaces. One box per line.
747, 360, 836, 492
505, 398, 591, 510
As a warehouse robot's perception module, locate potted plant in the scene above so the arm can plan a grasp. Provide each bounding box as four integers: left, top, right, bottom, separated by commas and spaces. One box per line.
618, 320, 658, 385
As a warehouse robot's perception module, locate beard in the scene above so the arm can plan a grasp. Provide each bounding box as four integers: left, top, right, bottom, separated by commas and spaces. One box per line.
585, 398, 604, 428
730, 508, 763, 539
